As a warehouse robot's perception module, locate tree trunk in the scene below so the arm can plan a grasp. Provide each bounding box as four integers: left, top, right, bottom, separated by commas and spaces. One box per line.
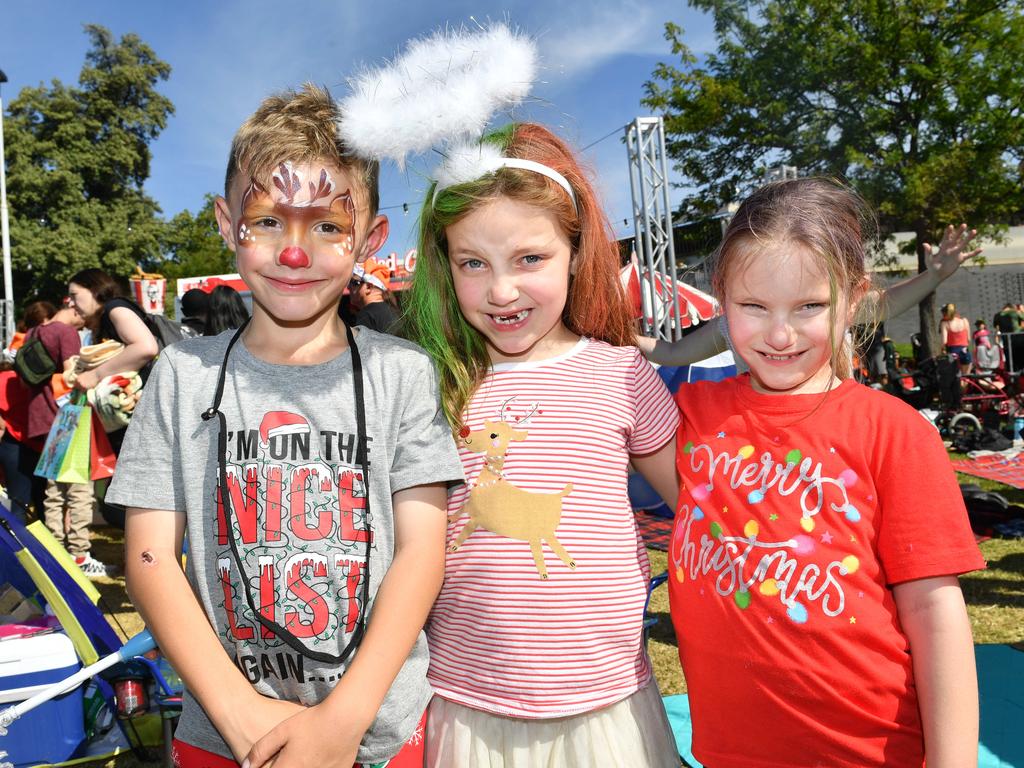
915, 219, 940, 359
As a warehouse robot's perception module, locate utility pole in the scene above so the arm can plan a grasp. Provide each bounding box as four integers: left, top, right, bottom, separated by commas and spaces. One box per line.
0, 68, 14, 347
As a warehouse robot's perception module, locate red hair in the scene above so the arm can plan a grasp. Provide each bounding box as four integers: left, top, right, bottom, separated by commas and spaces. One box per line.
501, 124, 634, 345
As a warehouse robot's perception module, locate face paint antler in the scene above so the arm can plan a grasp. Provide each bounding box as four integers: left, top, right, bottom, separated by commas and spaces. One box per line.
273, 163, 302, 204
308, 168, 336, 205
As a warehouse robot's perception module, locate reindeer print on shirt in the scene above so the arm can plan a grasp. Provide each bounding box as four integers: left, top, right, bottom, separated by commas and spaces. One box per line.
450, 397, 575, 579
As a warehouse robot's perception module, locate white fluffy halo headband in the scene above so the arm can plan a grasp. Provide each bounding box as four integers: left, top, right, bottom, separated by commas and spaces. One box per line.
431, 139, 578, 211
337, 23, 578, 211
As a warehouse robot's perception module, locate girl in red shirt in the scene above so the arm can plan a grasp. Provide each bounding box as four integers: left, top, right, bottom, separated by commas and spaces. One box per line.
668, 178, 984, 768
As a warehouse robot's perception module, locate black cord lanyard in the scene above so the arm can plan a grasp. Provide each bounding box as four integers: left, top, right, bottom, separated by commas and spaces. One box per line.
201, 320, 371, 664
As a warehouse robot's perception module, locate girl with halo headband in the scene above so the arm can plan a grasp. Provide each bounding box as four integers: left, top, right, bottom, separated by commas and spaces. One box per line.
408, 122, 682, 768
338, 24, 681, 766
667, 177, 985, 767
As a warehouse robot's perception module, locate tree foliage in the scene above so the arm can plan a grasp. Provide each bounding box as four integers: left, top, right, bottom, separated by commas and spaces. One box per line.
156, 194, 235, 281
644, 0, 1024, 353
4, 25, 173, 301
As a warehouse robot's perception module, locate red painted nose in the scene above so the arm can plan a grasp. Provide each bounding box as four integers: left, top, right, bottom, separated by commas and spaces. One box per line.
279, 246, 310, 268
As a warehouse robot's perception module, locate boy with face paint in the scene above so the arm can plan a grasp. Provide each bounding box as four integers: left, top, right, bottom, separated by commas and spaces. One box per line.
106, 84, 463, 768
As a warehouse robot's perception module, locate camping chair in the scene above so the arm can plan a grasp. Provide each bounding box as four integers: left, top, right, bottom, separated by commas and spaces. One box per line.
0, 501, 182, 766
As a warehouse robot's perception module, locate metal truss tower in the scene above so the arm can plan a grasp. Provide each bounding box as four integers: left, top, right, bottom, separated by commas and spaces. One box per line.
625, 117, 680, 341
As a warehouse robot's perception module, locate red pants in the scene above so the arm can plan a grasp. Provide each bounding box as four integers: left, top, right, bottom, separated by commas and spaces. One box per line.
172, 711, 426, 768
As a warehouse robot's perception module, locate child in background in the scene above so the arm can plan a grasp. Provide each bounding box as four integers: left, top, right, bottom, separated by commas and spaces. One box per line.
107, 84, 463, 768
406, 122, 680, 767
974, 319, 1001, 371
668, 178, 984, 767
24, 302, 109, 578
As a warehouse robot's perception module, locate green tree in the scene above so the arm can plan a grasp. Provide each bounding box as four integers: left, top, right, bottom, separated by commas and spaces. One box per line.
157, 194, 235, 281
4, 24, 173, 301
644, 0, 1024, 354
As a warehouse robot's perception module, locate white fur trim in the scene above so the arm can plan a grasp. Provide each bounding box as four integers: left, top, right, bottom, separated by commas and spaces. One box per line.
433, 141, 578, 210
269, 423, 309, 438
433, 141, 504, 190
338, 24, 537, 166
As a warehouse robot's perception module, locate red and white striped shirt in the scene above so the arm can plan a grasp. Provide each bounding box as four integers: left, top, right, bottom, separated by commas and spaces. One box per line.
426, 338, 678, 717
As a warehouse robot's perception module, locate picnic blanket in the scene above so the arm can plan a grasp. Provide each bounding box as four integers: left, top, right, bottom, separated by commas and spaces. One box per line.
635, 508, 674, 551
953, 450, 1024, 490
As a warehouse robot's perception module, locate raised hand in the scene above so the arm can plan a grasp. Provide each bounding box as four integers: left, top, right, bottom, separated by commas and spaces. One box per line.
924, 223, 983, 279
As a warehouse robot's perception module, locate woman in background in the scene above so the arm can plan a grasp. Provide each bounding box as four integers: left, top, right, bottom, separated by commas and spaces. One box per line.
203, 285, 250, 336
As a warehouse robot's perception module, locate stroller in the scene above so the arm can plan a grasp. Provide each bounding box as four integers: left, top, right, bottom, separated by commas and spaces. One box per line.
884, 347, 991, 441
889, 332, 1024, 444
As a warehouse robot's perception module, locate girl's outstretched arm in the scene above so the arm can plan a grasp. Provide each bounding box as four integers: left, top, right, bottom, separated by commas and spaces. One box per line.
856, 224, 981, 324
635, 320, 726, 368
631, 437, 680, 514
636, 223, 980, 367
892, 575, 978, 768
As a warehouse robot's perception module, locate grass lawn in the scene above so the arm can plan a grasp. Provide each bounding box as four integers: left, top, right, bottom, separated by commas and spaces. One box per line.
86, 470, 1023, 766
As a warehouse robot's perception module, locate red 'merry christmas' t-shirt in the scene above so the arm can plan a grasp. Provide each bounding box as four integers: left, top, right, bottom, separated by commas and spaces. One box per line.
669, 376, 984, 768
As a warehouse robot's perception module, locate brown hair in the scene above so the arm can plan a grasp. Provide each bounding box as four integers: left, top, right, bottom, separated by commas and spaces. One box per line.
68, 268, 124, 306
22, 301, 57, 330
225, 83, 380, 216
407, 122, 635, 427
711, 177, 875, 379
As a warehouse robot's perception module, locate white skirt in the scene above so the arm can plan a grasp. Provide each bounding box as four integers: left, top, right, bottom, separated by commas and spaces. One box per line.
425, 680, 680, 768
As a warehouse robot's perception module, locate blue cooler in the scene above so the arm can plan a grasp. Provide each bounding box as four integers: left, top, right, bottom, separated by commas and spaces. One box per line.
0, 631, 85, 767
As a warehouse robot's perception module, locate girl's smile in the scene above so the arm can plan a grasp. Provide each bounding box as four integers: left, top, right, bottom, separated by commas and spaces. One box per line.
446, 196, 579, 364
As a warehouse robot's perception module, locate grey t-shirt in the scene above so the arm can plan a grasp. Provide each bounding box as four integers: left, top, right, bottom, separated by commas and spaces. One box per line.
107, 328, 463, 763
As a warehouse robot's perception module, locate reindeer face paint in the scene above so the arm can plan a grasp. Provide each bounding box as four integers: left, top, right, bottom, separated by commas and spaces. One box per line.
236, 162, 357, 266
229, 160, 363, 323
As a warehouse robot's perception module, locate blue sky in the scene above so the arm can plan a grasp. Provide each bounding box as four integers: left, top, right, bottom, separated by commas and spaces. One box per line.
1, 0, 713, 262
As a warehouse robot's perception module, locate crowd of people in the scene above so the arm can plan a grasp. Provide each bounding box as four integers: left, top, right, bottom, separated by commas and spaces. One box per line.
0, 23, 1012, 768
853, 299, 1021, 393
941, 301, 1024, 375
0, 273, 253, 576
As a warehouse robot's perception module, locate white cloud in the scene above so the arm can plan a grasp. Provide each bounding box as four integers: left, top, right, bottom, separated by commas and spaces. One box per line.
533, 0, 714, 80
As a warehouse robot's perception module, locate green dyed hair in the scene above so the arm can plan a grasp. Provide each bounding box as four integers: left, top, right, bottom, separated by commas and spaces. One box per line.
403, 128, 509, 430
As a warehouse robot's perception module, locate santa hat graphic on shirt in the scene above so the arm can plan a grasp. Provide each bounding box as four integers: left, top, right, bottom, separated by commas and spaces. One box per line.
259, 411, 310, 445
